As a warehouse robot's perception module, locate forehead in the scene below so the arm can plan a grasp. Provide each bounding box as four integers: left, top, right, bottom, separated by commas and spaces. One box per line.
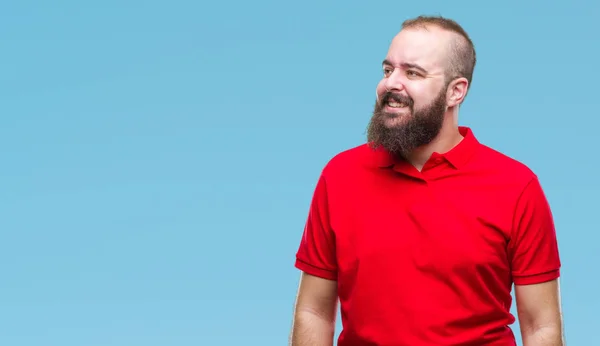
385, 27, 452, 72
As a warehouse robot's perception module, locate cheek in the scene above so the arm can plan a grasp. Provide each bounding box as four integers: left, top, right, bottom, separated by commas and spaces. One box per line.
376, 81, 387, 99
408, 87, 433, 106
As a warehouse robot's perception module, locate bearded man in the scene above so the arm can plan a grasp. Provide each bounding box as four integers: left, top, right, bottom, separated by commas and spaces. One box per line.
289, 15, 565, 346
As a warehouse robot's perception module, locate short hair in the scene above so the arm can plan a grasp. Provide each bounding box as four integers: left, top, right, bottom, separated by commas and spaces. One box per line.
401, 16, 477, 90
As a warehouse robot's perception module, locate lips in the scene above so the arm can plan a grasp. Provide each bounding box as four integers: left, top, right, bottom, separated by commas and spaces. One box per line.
381, 92, 412, 109
387, 101, 407, 108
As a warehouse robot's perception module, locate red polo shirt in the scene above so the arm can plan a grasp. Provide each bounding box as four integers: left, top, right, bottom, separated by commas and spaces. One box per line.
295, 127, 561, 345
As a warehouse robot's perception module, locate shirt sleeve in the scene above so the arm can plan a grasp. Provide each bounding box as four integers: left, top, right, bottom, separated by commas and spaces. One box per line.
509, 176, 561, 285
295, 173, 338, 281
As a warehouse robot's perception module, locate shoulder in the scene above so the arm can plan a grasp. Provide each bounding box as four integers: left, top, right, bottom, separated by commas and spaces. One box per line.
475, 143, 538, 183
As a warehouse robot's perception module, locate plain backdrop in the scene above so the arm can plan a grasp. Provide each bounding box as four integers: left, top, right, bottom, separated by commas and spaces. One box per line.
1, 0, 597, 345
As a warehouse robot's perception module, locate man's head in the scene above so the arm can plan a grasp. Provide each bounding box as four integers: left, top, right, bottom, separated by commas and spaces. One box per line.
367, 16, 476, 158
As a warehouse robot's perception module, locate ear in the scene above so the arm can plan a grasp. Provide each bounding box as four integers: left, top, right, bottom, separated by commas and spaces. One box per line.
446, 77, 469, 107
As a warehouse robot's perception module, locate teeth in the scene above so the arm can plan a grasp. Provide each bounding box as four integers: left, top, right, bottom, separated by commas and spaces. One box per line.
388, 101, 406, 108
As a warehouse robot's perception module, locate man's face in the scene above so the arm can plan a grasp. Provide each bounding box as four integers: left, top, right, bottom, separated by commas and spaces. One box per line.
367, 27, 453, 158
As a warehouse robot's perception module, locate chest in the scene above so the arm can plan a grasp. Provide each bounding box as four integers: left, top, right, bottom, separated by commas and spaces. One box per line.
331, 179, 514, 279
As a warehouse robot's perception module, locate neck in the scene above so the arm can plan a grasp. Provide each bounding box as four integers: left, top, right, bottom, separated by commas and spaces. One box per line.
405, 114, 463, 171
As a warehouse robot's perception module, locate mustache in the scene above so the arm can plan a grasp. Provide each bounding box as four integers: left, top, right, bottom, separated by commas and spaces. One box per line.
380, 92, 414, 108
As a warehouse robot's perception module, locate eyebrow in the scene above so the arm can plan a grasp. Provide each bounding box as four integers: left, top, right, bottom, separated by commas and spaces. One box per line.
382, 59, 429, 74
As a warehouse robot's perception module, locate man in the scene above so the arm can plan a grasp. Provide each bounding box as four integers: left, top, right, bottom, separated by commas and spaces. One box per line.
289, 16, 564, 346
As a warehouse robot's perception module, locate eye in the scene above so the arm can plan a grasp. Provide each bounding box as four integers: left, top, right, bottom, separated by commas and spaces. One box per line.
383, 67, 393, 77
407, 70, 420, 77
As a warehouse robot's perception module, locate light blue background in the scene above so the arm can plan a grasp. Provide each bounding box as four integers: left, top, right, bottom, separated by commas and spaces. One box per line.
1, 1, 596, 345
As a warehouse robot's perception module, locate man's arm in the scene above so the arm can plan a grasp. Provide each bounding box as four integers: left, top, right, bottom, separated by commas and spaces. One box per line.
509, 175, 564, 345
289, 272, 338, 346
515, 279, 565, 346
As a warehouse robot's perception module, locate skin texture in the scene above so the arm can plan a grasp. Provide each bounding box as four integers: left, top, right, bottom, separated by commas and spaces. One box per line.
289, 273, 337, 346
516, 279, 565, 345
290, 24, 564, 346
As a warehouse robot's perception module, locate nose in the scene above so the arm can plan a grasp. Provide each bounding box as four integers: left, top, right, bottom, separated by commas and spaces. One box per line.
384, 69, 406, 93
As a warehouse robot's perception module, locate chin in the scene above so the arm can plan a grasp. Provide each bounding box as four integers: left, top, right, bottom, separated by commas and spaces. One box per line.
383, 114, 410, 127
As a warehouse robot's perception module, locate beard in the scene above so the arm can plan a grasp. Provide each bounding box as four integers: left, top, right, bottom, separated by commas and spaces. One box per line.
366, 87, 447, 159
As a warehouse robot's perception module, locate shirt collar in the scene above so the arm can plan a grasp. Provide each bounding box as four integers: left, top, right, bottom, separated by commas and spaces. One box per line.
372, 126, 480, 170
